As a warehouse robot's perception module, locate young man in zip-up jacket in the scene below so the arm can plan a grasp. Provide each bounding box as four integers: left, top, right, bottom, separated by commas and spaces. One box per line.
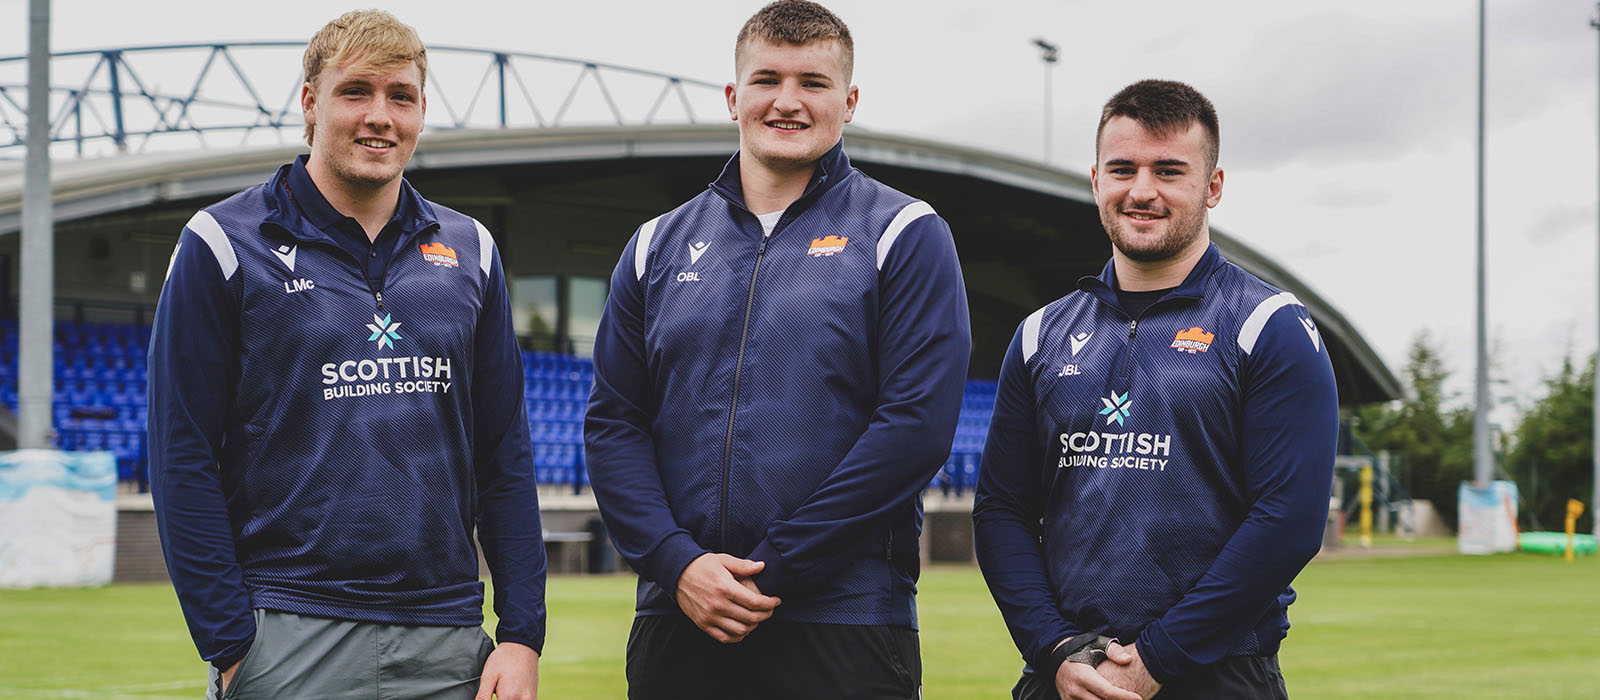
585, 2, 970, 697
974, 81, 1337, 700
148, 11, 543, 700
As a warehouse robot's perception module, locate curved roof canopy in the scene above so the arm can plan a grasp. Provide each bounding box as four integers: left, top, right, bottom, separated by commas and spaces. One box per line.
0, 123, 1400, 403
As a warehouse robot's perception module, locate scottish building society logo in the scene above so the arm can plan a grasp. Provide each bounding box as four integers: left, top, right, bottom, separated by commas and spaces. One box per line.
1098, 390, 1132, 425
366, 314, 403, 350
1057, 389, 1172, 472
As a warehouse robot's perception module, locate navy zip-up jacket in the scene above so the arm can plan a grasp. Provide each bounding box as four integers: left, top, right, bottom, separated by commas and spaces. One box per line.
972, 243, 1336, 682
149, 157, 546, 669
585, 142, 970, 627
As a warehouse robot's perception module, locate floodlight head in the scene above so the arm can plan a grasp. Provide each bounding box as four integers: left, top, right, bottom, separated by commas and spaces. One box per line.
1031, 37, 1059, 63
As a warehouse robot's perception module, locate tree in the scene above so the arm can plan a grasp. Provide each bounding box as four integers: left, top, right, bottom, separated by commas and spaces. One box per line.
1504, 353, 1596, 535
1350, 332, 1475, 529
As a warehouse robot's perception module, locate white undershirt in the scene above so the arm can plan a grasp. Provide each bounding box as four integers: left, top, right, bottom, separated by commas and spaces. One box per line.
756, 210, 783, 237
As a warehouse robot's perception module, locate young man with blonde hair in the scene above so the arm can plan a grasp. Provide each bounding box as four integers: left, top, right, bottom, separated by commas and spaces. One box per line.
974, 79, 1336, 700
586, 1, 970, 698
150, 11, 544, 699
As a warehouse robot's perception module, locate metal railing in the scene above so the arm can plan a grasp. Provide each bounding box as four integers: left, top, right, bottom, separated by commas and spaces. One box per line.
0, 43, 728, 158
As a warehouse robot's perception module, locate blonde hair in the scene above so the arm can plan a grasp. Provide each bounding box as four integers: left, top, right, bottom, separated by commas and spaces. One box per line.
302, 9, 427, 146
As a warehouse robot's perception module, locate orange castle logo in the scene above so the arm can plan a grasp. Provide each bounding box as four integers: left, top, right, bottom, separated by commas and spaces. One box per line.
1170, 327, 1215, 354
807, 235, 849, 257
420, 242, 460, 268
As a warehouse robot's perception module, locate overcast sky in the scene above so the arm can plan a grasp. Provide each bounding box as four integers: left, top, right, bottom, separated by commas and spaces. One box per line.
3, 0, 1596, 414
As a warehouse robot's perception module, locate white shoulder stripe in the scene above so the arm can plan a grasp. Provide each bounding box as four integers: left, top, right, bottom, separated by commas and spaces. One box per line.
1238, 292, 1304, 355
634, 215, 663, 281
877, 201, 936, 270
184, 211, 237, 280
473, 218, 496, 276
1021, 306, 1046, 363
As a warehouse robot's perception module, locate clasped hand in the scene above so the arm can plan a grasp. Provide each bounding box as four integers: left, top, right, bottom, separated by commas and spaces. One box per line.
674, 553, 782, 643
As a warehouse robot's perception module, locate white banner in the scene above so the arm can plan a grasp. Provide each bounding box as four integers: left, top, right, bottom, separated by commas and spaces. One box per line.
1458, 480, 1518, 555
0, 449, 117, 587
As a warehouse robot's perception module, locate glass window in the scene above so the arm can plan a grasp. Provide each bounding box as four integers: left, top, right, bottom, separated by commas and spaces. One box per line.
513, 276, 559, 351
567, 276, 608, 357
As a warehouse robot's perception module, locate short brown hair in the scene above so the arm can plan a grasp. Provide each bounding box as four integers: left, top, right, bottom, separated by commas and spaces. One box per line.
301, 10, 427, 146
1096, 79, 1220, 171
735, 0, 854, 80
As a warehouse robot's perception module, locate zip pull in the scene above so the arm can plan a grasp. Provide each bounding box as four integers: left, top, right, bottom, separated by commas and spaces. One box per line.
374, 291, 385, 312
1128, 319, 1138, 339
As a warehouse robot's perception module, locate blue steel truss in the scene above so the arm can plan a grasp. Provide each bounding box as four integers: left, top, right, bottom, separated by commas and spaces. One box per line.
0, 43, 728, 158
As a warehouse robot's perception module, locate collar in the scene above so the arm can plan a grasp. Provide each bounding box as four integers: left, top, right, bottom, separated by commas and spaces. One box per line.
262, 155, 439, 245
1077, 241, 1226, 313
707, 140, 852, 219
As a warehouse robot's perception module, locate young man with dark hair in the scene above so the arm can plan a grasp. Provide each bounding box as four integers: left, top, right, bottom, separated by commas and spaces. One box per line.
585, 1, 970, 698
974, 79, 1337, 700
149, 10, 544, 700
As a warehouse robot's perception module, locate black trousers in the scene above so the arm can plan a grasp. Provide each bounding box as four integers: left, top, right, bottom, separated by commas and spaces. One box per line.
626, 615, 921, 700
1012, 655, 1288, 700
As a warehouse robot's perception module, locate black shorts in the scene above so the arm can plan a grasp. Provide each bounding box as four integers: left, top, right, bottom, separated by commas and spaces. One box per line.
1011, 655, 1288, 700
626, 615, 921, 700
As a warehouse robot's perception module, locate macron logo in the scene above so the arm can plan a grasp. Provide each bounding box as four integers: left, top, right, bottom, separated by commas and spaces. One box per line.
689, 241, 710, 265
1301, 317, 1322, 351
271, 243, 297, 272
1070, 331, 1093, 357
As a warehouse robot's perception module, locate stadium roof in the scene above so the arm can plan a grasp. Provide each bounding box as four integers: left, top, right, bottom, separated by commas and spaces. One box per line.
0, 123, 1402, 403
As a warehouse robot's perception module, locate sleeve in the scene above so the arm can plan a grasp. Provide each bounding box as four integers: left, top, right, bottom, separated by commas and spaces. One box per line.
584, 227, 708, 597
972, 325, 1084, 674
471, 240, 548, 654
1135, 302, 1338, 683
747, 212, 971, 596
146, 222, 253, 669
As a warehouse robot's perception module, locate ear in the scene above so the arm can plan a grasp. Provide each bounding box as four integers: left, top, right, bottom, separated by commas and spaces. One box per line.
725, 82, 738, 121
843, 85, 858, 124
1205, 167, 1224, 208
301, 81, 317, 127
1090, 165, 1100, 197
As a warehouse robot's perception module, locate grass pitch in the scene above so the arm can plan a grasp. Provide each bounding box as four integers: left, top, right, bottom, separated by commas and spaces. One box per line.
1, 540, 1595, 698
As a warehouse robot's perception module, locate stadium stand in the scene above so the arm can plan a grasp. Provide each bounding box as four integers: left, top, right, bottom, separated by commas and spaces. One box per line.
0, 320, 999, 495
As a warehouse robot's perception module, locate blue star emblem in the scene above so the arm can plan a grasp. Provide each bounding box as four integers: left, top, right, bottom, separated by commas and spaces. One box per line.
366, 313, 402, 350
1098, 390, 1132, 426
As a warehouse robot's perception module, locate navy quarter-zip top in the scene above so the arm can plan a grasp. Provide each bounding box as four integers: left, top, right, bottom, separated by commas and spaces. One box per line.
149, 157, 547, 669
973, 243, 1338, 683
585, 142, 972, 628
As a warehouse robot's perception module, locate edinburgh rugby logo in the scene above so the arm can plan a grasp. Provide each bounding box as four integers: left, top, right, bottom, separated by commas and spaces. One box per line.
807, 235, 849, 257
1170, 327, 1214, 354
420, 242, 461, 268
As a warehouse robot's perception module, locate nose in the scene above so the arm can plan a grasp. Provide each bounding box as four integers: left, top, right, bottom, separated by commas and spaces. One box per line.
1128, 168, 1158, 203
364, 96, 392, 131
773, 79, 802, 113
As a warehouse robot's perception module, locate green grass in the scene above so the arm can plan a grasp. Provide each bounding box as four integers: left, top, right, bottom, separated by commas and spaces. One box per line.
1, 544, 1596, 698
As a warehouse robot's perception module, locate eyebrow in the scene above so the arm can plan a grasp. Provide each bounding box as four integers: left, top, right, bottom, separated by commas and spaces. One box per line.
750, 69, 834, 80
1103, 158, 1189, 167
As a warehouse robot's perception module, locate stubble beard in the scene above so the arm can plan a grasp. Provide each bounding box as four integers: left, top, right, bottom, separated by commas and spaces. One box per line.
1101, 196, 1208, 263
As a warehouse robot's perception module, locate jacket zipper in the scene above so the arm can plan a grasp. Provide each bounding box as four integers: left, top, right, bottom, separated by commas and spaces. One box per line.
1118, 318, 1138, 383
721, 233, 771, 550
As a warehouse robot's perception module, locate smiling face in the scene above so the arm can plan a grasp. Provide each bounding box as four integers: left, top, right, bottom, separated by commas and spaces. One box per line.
1092, 116, 1223, 265
301, 58, 425, 197
726, 37, 857, 179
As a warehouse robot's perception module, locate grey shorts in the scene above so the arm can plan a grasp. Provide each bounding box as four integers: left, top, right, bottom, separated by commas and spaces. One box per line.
206, 609, 495, 700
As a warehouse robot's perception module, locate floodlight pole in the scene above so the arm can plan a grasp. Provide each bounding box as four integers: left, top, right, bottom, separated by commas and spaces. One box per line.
1032, 38, 1058, 165
20, 0, 54, 450
1591, 3, 1600, 536
1472, 0, 1492, 488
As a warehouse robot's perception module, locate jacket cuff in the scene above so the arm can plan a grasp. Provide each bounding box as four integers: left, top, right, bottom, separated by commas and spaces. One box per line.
492, 634, 546, 657
644, 531, 708, 599
747, 539, 795, 596
207, 636, 253, 672
1136, 620, 1196, 685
